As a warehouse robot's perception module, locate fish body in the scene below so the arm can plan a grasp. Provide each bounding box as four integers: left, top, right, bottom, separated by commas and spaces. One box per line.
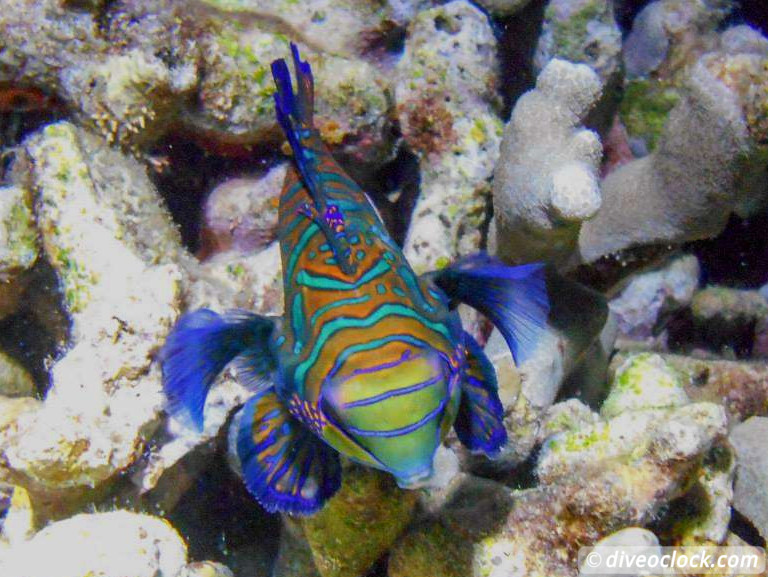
161, 45, 549, 515
275, 138, 464, 486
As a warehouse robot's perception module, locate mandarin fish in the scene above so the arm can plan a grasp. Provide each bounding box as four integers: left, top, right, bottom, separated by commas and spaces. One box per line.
160, 44, 550, 515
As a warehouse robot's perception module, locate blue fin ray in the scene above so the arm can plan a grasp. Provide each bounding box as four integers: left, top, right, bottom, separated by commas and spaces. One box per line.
160, 309, 276, 430
454, 332, 507, 456
236, 388, 341, 515
429, 253, 550, 365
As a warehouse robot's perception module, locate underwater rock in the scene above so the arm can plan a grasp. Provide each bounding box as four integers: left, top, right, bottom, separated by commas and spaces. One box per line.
579, 41, 768, 262
665, 440, 735, 545
176, 561, 236, 577
396, 394, 724, 577
578, 528, 661, 576
493, 58, 602, 267
474, 271, 609, 467
0, 122, 180, 519
474, 0, 534, 17
196, 244, 284, 314
272, 517, 322, 577
197, 0, 394, 57
534, 0, 622, 100
689, 287, 768, 355
0, 0, 196, 149
599, 353, 690, 419
189, 24, 392, 164
0, 485, 36, 548
0, 351, 35, 399
612, 353, 768, 424
200, 164, 286, 258
609, 254, 700, 345
397, 1, 502, 273
388, 476, 515, 577
301, 465, 418, 577
623, 0, 733, 80
0, 510, 188, 577
729, 417, 768, 541
0, 184, 38, 320
536, 399, 600, 442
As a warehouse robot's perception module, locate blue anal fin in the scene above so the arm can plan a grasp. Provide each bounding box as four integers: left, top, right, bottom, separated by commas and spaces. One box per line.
160, 309, 276, 430
454, 332, 507, 456
236, 388, 341, 515
429, 253, 550, 365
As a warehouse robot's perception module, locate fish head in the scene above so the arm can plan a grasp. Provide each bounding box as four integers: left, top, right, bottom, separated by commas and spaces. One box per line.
319, 347, 462, 486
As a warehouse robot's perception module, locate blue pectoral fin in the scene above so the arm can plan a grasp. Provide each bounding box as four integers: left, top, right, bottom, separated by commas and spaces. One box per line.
454, 332, 507, 457
160, 309, 277, 430
236, 388, 341, 515
429, 253, 550, 365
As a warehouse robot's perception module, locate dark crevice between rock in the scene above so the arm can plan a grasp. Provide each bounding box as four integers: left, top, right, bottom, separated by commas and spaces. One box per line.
0, 260, 71, 398
0, 96, 68, 183
495, 0, 548, 120
165, 445, 281, 575
147, 134, 284, 253
362, 146, 421, 247
730, 509, 767, 548
687, 212, 768, 290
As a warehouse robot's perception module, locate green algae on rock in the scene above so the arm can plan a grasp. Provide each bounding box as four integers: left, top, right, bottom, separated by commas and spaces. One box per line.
0, 184, 38, 320
600, 353, 690, 419
302, 465, 418, 577
0, 350, 36, 399
189, 20, 392, 163
397, 0, 503, 274
196, 0, 394, 57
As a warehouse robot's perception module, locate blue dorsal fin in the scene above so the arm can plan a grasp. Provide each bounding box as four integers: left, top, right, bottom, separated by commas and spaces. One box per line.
454, 331, 507, 456
160, 309, 277, 430
428, 253, 550, 365
271, 43, 355, 275
236, 387, 341, 515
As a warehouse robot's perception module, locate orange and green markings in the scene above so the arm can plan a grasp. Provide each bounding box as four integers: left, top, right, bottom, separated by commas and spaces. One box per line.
326, 350, 448, 477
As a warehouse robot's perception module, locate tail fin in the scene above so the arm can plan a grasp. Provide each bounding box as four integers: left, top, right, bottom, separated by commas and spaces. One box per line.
160, 309, 277, 430
429, 254, 550, 365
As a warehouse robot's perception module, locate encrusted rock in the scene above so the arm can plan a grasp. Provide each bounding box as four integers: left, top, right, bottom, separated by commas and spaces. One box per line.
0, 184, 38, 320
176, 561, 235, 577
579, 41, 768, 262
578, 528, 661, 576
272, 517, 322, 577
474, 0, 533, 17
189, 24, 392, 164
623, 0, 734, 79
535, 0, 622, 89
398, 1, 502, 273
689, 287, 768, 355
613, 352, 768, 423
493, 59, 603, 266
600, 353, 690, 419
0, 351, 36, 398
609, 254, 700, 345
200, 164, 286, 258
0, 0, 197, 149
198, 0, 394, 57
301, 465, 418, 577
394, 393, 725, 577
0, 510, 188, 577
729, 417, 768, 541
0, 123, 180, 522
473, 273, 608, 467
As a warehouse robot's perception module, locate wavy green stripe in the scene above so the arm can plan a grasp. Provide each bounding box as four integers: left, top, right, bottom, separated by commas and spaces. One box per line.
294, 303, 451, 390
286, 222, 320, 281
309, 294, 372, 327
296, 259, 390, 291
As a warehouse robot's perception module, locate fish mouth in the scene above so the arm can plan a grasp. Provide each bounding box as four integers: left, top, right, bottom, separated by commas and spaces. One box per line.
394, 466, 434, 489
